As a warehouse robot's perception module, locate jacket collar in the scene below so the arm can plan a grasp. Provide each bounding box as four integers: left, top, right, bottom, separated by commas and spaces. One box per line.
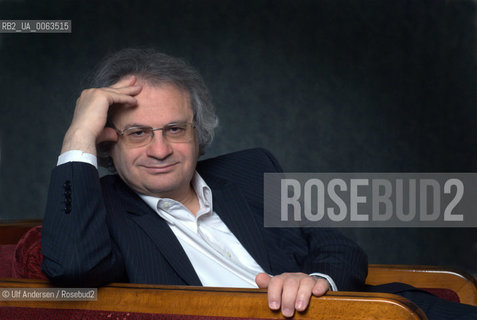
111, 171, 272, 283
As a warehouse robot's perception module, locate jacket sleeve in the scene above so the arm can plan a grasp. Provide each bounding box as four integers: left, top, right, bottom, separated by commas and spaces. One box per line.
256, 148, 368, 291
300, 227, 368, 291
41, 162, 126, 286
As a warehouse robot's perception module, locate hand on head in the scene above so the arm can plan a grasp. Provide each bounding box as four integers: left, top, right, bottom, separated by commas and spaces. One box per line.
61, 76, 142, 155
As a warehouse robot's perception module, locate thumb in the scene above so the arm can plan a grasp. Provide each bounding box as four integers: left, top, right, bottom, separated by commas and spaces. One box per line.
255, 273, 272, 288
97, 127, 118, 144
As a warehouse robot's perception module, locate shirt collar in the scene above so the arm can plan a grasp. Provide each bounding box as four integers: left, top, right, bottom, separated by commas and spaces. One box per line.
139, 171, 213, 218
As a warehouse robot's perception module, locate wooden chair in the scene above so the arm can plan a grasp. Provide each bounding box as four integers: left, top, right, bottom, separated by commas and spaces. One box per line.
367, 264, 477, 306
0, 278, 427, 320
1, 220, 476, 319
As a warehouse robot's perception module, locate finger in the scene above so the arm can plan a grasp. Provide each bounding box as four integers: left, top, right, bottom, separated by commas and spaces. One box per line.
75, 86, 139, 112
255, 273, 271, 289
312, 278, 330, 297
110, 75, 137, 89
125, 75, 137, 86
280, 276, 300, 317
266, 276, 284, 311
294, 277, 317, 312
97, 127, 118, 144
105, 82, 142, 95
101, 87, 142, 107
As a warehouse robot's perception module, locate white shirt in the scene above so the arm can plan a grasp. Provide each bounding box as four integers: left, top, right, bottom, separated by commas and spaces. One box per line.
58, 150, 337, 290
140, 174, 265, 287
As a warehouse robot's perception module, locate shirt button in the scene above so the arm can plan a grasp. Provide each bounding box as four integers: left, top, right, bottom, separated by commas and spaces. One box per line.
159, 200, 171, 210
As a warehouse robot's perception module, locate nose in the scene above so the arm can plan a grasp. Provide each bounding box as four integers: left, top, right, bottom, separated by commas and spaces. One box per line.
145, 131, 173, 160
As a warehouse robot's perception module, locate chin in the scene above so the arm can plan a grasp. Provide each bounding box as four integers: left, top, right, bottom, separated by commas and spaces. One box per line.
145, 184, 180, 197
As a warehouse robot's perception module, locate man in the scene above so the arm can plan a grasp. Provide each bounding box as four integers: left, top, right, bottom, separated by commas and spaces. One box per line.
42, 48, 476, 319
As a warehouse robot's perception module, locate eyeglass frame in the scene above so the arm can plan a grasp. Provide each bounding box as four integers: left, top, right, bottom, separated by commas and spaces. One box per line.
112, 122, 196, 147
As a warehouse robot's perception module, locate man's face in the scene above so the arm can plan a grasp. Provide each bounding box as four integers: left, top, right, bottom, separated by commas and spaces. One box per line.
110, 82, 199, 200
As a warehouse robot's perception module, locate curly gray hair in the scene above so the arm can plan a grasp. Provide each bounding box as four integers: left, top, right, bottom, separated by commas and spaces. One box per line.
91, 48, 218, 169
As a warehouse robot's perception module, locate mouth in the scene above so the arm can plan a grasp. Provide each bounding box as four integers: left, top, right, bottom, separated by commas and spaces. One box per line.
140, 162, 178, 173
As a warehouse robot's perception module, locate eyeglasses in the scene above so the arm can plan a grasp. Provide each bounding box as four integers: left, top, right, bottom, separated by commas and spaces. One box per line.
114, 122, 195, 147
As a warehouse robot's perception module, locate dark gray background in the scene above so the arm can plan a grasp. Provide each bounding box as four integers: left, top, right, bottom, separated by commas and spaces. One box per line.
1, 0, 476, 275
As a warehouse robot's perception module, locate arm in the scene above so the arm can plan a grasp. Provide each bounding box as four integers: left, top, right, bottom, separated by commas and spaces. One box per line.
41, 77, 142, 286
41, 162, 126, 286
256, 228, 368, 317
300, 227, 368, 291
252, 149, 368, 317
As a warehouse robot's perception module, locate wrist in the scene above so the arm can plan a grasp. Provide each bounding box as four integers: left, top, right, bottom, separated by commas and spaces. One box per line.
309, 273, 337, 291
57, 150, 98, 168
61, 127, 98, 155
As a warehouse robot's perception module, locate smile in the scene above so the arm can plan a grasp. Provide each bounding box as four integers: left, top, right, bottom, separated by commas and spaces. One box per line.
140, 162, 178, 173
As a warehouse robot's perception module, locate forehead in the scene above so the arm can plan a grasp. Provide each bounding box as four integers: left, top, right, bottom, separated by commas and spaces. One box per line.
111, 82, 193, 127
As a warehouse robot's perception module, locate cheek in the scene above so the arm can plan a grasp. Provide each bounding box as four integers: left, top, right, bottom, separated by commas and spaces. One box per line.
190, 136, 200, 158
110, 145, 135, 168
185, 143, 200, 164
110, 145, 121, 165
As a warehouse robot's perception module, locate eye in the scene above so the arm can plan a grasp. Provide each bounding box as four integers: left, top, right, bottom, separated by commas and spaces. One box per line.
166, 124, 186, 135
126, 127, 149, 138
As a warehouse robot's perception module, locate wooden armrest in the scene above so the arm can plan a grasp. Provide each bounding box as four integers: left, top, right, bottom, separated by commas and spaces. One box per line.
0, 220, 42, 245
0, 278, 426, 320
367, 264, 477, 306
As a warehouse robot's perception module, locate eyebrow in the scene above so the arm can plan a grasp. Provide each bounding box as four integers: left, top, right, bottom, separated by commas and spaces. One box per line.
122, 123, 147, 129
122, 120, 190, 130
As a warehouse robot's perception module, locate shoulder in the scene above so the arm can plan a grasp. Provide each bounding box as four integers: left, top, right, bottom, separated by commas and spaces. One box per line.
196, 148, 282, 201
197, 148, 283, 175
99, 172, 135, 201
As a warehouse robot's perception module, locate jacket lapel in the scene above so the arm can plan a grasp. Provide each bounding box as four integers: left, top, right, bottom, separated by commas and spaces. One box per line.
116, 180, 202, 286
